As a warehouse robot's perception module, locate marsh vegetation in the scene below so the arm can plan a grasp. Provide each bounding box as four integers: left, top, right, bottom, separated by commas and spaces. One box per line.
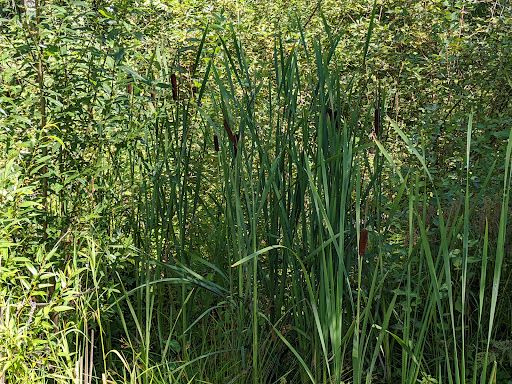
1, 0, 511, 382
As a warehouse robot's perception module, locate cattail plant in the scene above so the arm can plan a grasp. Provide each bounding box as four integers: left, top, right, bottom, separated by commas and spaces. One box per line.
171, 73, 178, 100
359, 228, 369, 257
199, 11, 394, 382
213, 135, 219, 152
127, 73, 133, 95
150, 91, 156, 107
222, 118, 239, 156
222, 118, 236, 145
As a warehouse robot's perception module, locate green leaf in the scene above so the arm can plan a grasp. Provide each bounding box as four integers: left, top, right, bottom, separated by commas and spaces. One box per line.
25, 262, 38, 276
0, 241, 19, 248
99, 9, 113, 18
231, 245, 286, 267
170, 339, 181, 353
53, 305, 74, 312
119, 65, 150, 84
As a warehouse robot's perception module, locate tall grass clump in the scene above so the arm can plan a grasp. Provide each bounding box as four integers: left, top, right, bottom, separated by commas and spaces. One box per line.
116, 8, 401, 381
193, 8, 404, 382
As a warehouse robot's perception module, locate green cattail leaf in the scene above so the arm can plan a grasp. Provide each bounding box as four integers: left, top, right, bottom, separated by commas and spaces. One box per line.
231, 245, 286, 267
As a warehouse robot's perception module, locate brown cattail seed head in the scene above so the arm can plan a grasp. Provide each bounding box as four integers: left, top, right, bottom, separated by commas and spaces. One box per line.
214, 135, 219, 152
359, 229, 368, 257
374, 107, 380, 137
171, 73, 177, 101
127, 74, 133, 95
150, 91, 156, 107
223, 118, 236, 145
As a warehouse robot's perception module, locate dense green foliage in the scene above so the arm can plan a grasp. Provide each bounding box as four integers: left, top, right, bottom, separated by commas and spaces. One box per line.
0, 0, 511, 383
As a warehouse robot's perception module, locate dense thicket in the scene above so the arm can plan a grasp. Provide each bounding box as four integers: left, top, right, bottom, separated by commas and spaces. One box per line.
0, 0, 511, 383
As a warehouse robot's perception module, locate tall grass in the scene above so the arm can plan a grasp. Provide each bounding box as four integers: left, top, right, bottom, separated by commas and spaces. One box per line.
2, 8, 512, 384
